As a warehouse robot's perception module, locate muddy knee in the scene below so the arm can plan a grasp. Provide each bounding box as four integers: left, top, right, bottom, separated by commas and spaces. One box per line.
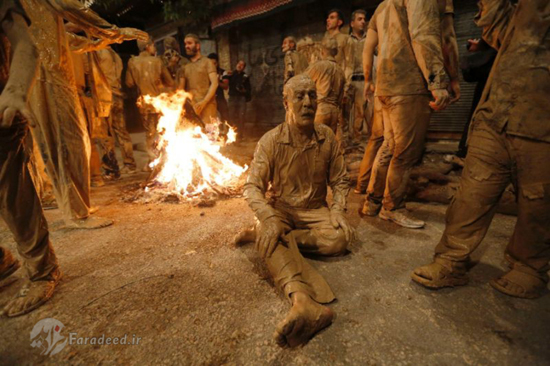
316, 229, 348, 256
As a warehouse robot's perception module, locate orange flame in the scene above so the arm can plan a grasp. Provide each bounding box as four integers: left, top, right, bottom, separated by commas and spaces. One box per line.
141, 90, 247, 199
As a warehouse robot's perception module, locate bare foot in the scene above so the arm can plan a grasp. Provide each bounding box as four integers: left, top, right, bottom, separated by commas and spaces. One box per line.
274, 292, 334, 348
233, 226, 256, 246
2, 268, 62, 317
67, 216, 113, 230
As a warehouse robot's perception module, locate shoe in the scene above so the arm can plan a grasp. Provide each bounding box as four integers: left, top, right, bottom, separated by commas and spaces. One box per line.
354, 188, 366, 194
67, 216, 113, 230
379, 208, 425, 229
359, 200, 381, 217
91, 177, 105, 187
120, 165, 137, 175
0, 250, 20, 281
2, 267, 62, 317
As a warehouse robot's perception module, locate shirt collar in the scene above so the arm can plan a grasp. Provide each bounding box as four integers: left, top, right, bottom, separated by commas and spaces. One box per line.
279, 122, 326, 145
350, 32, 366, 41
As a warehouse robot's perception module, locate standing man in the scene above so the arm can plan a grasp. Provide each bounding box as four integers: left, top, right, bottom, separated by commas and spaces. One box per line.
207, 53, 230, 123
282, 36, 308, 84
305, 37, 345, 135
359, 0, 451, 229
179, 34, 219, 123
21, 0, 147, 229
97, 46, 137, 174
355, 0, 387, 196
323, 9, 347, 70
412, 0, 550, 299
126, 38, 174, 170
0, 0, 61, 317
239, 75, 353, 348
227, 60, 251, 137
343, 9, 367, 144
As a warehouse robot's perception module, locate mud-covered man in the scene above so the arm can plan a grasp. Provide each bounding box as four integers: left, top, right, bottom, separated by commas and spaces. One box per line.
237, 75, 354, 347
126, 38, 174, 170
412, 0, 550, 300
282, 36, 308, 84
305, 37, 345, 134
179, 34, 219, 123
0, 0, 61, 317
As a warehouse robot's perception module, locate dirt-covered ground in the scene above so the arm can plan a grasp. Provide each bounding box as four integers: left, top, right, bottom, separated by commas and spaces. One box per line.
0, 136, 549, 366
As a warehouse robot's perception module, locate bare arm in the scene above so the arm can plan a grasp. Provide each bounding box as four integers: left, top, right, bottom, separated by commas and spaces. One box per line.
160, 63, 174, 89
0, 11, 37, 127
362, 28, 378, 98
195, 71, 218, 114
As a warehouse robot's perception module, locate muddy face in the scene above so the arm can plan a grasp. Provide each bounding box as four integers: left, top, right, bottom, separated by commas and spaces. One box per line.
184, 38, 199, 57
326, 12, 342, 31
351, 13, 366, 33
282, 37, 296, 53
285, 77, 317, 129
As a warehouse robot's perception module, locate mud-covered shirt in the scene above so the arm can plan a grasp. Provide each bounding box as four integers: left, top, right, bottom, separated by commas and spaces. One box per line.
305, 57, 345, 113
180, 55, 217, 103
371, 0, 447, 96
244, 123, 350, 222
472, 0, 550, 144
323, 31, 348, 70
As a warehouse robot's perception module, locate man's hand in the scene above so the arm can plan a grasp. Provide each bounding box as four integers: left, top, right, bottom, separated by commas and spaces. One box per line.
363, 81, 375, 100
449, 79, 461, 104
330, 210, 355, 243
194, 100, 206, 115
467, 39, 481, 52
0, 90, 33, 128
256, 217, 284, 259
119, 28, 149, 42
429, 88, 450, 111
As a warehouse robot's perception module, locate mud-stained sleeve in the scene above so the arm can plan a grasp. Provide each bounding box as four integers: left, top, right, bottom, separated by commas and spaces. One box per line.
67, 32, 105, 53
405, 0, 447, 91
343, 37, 353, 94
125, 59, 135, 89
327, 134, 350, 212
243, 133, 278, 222
45, 0, 121, 41
475, 0, 515, 51
305, 63, 320, 83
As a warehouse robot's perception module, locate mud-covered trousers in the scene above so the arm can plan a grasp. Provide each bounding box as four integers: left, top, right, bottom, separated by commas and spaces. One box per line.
109, 95, 136, 170
259, 204, 349, 304
356, 98, 384, 191
0, 123, 58, 280
365, 95, 432, 209
435, 122, 550, 282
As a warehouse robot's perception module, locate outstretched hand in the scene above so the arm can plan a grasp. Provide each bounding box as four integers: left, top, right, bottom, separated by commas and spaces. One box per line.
330, 210, 355, 243
0, 91, 34, 128
119, 28, 149, 42
256, 217, 284, 259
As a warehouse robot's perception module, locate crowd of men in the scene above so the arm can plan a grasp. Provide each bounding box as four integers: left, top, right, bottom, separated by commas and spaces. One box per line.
0, 0, 548, 352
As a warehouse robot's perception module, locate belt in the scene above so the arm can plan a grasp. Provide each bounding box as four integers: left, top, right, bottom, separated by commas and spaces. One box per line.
351, 75, 365, 81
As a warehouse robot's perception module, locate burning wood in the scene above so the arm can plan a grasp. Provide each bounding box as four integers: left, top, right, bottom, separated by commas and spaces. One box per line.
131, 90, 248, 204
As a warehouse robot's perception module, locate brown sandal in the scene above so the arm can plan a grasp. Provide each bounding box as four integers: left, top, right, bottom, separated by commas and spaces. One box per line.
490, 269, 547, 299
411, 261, 468, 289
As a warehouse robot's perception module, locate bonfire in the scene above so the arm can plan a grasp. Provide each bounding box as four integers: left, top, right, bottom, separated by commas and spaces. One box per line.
128, 90, 248, 205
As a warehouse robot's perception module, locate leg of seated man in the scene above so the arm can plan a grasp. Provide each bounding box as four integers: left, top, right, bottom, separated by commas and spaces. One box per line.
281, 206, 349, 256
257, 210, 335, 347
